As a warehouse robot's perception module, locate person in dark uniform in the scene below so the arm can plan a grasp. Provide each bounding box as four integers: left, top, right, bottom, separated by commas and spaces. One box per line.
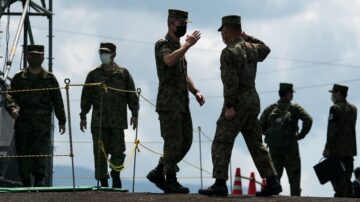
323, 84, 357, 197
6, 45, 66, 187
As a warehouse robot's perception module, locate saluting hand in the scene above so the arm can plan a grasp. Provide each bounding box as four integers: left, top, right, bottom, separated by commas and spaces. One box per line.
195, 91, 205, 106
59, 125, 66, 135
130, 116, 137, 130
186, 31, 201, 47
80, 119, 87, 132
241, 31, 251, 41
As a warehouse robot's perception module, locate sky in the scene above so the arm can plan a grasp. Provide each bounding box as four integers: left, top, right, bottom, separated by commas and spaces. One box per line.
1, 0, 360, 197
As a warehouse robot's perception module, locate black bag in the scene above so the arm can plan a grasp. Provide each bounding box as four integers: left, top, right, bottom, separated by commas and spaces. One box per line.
313, 157, 346, 185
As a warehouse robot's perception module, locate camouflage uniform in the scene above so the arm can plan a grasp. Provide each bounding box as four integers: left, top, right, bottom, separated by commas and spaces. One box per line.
325, 84, 357, 197
212, 34, 277, 180
155, 34, 193, 174
260, 95, 313, 196
5, 68, 66, 180
80, 64, 138, 179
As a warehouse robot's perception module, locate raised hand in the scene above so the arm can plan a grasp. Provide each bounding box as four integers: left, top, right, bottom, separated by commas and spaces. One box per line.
186, 31, 201, 47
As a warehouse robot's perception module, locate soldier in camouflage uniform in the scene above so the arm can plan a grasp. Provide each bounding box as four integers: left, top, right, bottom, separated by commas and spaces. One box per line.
146, 9, 205, 194
323, 84, 357, 197
80, 42, 138, 188
260, 83, 313, 196
199, 15, 282, 197
5, 45, 66, 187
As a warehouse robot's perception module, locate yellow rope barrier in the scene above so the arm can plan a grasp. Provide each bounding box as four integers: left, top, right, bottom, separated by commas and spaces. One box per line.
1, 80, 262, 185
68, 83, 102, 87
98, 139, 140, 172
0, 82, 139, 94
181, 159, 212, 175
107, 86, 137, 94
137, 141, 263, 184
0, 86, 65, 94
0, 154, 70, 158
138, 142, 163, 156
138, 142, 213, 175
53, 176, 214, 179
54, 140, 211, 144
140, 94, 156, 107
0, 82, 101, 94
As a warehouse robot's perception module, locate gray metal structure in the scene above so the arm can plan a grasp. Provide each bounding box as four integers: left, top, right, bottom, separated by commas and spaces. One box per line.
0, 0, 54, 187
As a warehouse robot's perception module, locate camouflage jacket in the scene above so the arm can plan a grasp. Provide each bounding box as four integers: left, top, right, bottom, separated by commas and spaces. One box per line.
326, 100, 357, 157
5, 67, 66, 128
155, 34, 189, 113
80, 64, 138, 129
260, 100, 313, 148
220, 36, 270, 108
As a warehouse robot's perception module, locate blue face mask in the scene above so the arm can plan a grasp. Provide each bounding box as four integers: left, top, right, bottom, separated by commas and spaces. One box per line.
100, 53, 112, 65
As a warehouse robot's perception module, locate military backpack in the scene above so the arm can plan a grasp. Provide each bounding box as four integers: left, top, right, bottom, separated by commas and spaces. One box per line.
264, 104, 297, 148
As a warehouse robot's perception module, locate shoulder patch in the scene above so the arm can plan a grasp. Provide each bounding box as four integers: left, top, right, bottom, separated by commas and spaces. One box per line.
328, 106, 338, 122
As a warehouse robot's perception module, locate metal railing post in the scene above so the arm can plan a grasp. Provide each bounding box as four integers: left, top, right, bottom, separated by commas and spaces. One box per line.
132, 88, 141, 192
64, 78, 76, 191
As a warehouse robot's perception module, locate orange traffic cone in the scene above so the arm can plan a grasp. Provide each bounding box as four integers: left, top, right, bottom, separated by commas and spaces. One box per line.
261, 178, 267, 191
232, 167, 243, 196
247, 172, 256, 196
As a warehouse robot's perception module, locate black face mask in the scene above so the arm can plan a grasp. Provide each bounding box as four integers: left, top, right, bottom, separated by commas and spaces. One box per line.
174, 25, 187, 38
28, 57, 44, 68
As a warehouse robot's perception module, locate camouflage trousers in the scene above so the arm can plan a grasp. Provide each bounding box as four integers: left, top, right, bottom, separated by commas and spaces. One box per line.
91, 127, 126, 180
158, 112, 193, 174
212, 104, 277, 180
330, 156, 354, 197
269, 143, 301, 196
14, 127, 51, 180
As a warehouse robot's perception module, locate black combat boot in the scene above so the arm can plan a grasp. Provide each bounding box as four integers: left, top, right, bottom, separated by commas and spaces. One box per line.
164, 173, 189, 194
256, 176, 282, 197
22, 178, 32, 187
99, 178, 109, 187
146, 163, 165, 190
34, 175, 44, 187
110, 170, 122, 189
198, 179, 228, 196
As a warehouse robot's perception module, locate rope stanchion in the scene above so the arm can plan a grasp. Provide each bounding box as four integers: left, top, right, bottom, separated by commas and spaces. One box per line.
96, 83, 105, 189
198, 126, 204, 188
64, 78, 76, 191
132, 88, 141, 193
